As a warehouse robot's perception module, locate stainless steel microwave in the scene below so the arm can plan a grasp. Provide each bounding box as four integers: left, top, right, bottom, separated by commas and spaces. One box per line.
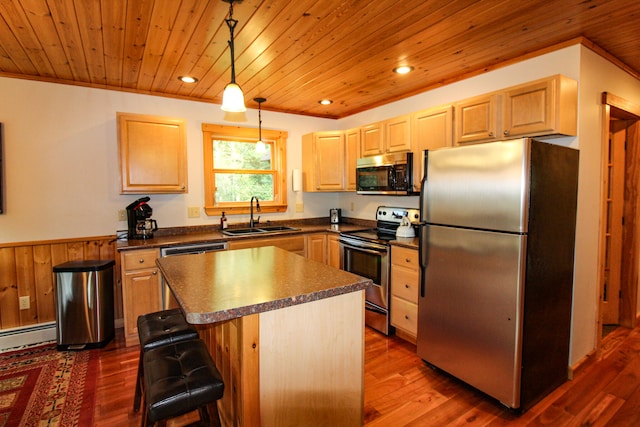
356, 152, 413, 195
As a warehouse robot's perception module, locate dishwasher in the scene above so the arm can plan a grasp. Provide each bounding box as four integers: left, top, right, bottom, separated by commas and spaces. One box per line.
159, 241, 228, 309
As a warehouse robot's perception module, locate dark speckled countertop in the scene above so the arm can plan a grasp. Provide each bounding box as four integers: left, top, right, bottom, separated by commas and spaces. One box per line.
116, 219, 373, 251
156, 246, 372, 324
116, 218, 420, 251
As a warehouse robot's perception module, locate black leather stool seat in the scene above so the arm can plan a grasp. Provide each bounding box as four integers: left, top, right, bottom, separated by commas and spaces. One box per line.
137, 308, 199, 350
134, 309, 199, 412
143, 338, 224, 426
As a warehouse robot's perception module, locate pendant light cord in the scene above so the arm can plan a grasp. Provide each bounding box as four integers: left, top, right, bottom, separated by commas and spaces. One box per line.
225, 1, 238, 84
258, 102, 262, 141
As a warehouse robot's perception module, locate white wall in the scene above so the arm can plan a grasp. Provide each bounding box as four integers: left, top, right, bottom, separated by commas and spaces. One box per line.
0, 79, 337, 243
571, 46, 640, 362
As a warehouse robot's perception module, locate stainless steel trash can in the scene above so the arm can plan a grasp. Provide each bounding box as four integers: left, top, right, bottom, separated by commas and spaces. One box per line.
53, 259, 115, 350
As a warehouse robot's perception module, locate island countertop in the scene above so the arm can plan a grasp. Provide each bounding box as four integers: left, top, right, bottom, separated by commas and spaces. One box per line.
156, 245, 372, 324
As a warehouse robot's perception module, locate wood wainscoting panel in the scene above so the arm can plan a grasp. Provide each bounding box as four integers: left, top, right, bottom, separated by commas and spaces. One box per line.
0, 236, 119, 331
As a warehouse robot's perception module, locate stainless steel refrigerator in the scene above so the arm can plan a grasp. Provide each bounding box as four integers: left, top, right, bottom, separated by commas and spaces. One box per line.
417, 137, 579, 411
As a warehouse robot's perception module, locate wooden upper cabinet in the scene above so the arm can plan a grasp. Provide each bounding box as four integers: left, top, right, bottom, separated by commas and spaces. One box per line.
117, 112, 187, 194
411, 105, 453, 192
385, 114, 412, 153
302, 131, 346, 191
502, 75, 577, 138
454, 75, 578, 145
360, 122, 384, 156
345, 128, 360, 191
361, 115, 411, 156
454, 94, 501, 144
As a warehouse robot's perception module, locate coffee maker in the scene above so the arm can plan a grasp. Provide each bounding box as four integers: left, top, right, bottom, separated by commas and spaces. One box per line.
126, 197, 158, 239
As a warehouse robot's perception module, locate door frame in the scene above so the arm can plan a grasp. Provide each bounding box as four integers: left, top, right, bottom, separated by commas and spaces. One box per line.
597, 92, 640, 355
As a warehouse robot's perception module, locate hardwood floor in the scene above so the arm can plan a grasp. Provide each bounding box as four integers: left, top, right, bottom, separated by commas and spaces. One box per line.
93, 324, 640, 426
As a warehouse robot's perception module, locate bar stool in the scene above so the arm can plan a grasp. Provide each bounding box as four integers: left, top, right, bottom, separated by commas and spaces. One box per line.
142, 338, 224, 427
133, 309, 200, 412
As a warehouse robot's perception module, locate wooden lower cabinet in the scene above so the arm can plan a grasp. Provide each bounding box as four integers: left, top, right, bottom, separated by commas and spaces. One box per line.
198, 315, 260, 427
390, 245, 419, 343
198, 290, 365, 427
327, 233, 341, 269
121, 249, 162, 347
305, 233, 326, 263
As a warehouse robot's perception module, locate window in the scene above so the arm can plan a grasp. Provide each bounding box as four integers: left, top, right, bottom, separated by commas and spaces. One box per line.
202, 123, 288, 216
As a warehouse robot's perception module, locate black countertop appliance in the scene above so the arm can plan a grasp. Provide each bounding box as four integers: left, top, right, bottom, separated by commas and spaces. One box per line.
126, 196, 158, 239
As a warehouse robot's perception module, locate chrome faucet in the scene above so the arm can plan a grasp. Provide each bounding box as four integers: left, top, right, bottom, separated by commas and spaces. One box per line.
250, 196, 261, 228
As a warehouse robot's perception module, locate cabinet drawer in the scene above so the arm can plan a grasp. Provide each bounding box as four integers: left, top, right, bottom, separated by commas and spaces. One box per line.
391, 267, 419, 303
391, 296, 417, 335
123, 250, 159, 271
392, 246, 419, 270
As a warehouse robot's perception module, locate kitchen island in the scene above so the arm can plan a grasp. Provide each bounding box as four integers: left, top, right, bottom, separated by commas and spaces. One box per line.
156, 246, 372, 427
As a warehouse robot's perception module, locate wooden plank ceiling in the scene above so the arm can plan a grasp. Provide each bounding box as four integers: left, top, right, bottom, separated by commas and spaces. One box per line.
0, 0, 639, 119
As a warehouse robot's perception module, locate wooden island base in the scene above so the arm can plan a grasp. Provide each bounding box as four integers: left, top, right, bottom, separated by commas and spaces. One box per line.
199, 290, 366, 427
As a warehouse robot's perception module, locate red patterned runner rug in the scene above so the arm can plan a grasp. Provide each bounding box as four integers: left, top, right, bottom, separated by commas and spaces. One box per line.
0, 343, 98, 427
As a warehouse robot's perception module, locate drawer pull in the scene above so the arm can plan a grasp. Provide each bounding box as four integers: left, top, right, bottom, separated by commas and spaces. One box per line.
405, 315, 410, 320
405, 284, 410, 288
405, 258, 411, 263
139, 258, 145, 264
152, 270, 158, 275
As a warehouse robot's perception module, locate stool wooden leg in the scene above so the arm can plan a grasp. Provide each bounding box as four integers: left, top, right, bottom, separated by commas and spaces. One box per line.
133, 350, 143, 412
209, 401, 222, 427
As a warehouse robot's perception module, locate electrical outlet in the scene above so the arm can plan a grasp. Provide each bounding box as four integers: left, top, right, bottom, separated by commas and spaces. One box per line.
188, 207, 200, 218
118, 209, 127, 221
295, 203, 304, 213
19, 296, 30, 310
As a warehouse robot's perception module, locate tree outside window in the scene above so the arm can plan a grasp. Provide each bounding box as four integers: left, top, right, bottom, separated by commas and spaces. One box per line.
202, 124, 288, 216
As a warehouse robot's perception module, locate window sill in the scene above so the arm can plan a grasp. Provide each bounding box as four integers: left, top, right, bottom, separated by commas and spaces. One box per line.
204, 204, 288, 217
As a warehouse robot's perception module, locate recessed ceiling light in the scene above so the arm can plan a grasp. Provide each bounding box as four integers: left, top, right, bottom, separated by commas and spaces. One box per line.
393, 66, 414, 75
319, 99, 333, 105
178, 76, 198, 83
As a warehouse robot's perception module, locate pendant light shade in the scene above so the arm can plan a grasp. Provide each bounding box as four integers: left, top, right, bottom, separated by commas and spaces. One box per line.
221, 0, 246, 113
222, 83, 245, 113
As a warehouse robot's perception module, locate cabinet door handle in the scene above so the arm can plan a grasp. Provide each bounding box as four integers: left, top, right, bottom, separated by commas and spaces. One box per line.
504, 130, 510, 136
152, 270, 158, 275
488, 131, 494, 137
405, 284, 410, 289
405, 258, 411, 263
139, 258, 145, 264
405, 315, 410, 320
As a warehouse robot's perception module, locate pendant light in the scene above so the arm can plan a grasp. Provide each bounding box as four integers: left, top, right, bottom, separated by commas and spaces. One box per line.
254, 97, 266, 153
221, 0, 246, 112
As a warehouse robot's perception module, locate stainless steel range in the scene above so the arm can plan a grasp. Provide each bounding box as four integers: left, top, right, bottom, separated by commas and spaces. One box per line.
339, 206, 420, 335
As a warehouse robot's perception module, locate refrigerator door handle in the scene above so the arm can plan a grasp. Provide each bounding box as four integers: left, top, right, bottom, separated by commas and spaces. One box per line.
418, 222, 428, 298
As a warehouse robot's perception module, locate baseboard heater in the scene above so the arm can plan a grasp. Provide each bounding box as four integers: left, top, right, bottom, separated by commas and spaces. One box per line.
0, 322, 56, 351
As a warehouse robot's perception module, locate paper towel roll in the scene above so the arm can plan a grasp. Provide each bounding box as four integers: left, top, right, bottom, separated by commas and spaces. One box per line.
292, 169, 302, 192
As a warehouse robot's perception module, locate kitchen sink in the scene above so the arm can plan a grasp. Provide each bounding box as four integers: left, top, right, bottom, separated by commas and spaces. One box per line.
256, 225, 300, 232
222, 225, 300, 236
222, 228, 265, 235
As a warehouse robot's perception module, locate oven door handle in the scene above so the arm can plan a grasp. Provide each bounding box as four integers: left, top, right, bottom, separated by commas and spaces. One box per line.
340, 241, 387, 255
